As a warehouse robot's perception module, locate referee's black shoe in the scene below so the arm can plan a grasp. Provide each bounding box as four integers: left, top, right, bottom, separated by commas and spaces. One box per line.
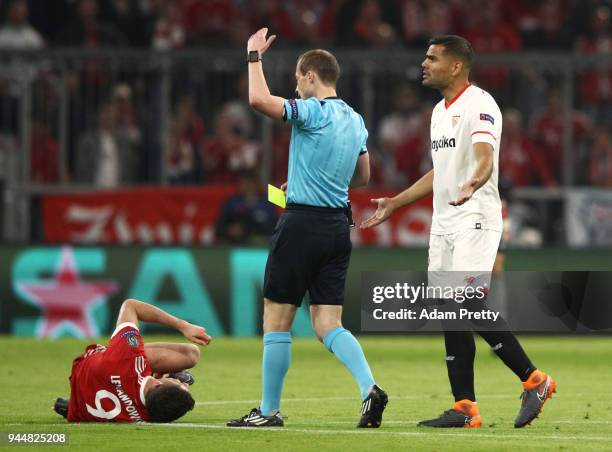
357, 385, 388, 428
54, 397, 69, 419
227, 408, 284, 427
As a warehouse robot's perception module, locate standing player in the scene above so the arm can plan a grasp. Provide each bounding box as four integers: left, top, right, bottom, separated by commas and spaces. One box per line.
361, 35, 555, 428
227, 28, 387, 428
53, 298, 211, 423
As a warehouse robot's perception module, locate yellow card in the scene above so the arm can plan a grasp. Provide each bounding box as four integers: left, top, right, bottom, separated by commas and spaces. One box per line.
267, 184, 286, 208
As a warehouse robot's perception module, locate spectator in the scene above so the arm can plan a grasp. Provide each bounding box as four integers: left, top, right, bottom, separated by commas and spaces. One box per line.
100, 0, 149, 47
203, 111, 259, 184
249, 0, 295, 41
59, 0, 126, 47
530, 91, 592, 184
30, 117, 60, 184
499, 108, 555, 187
0, 0, 45, 50
74, 102, 140, 187
219, 72, 259, 140
521, 0, 573, 50
575, 5, 612, 123
183, 0, 240, 46
377, 84, 422, 186
463, 0, 521, 95
175, 96, 205, 153
165, 96, 205, 184
151, 0, 185, 50
351, 0, 396, 48
399, 0, 459, 47
165, 120, 203, 185
589, 124, 612, 187
394, 102, 434, 185
285, 0, 330, 46
226, 14, 251, 48
111, 83, 141, 149
214, 170, 278, 245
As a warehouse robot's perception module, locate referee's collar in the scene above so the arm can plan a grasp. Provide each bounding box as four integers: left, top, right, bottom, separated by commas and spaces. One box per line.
323, 96, 341, 100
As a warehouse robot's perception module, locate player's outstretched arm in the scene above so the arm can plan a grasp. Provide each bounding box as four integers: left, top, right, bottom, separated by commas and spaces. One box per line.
247, 27, 285, 120
449, 142, 493, 206
117, 298, 212, 346
360, 169, 434, 228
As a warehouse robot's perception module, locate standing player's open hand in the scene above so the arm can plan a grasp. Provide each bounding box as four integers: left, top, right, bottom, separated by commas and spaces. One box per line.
449, 178, 478, 206
360, 197, 395, 229
180, 322, 212, 346
247, 27, 277, 55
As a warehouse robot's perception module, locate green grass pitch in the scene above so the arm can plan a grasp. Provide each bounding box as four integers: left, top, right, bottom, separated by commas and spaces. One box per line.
1, 335, 611, 451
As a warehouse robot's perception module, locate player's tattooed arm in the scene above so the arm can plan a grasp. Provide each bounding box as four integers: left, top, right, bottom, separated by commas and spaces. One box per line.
247, 27, 285, 120
117, 299, 212, 345
449, 142, 493, 206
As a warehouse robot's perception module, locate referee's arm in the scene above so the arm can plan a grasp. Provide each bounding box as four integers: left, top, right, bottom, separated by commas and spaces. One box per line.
350, 153, 370, 188
247, 28, 285, 120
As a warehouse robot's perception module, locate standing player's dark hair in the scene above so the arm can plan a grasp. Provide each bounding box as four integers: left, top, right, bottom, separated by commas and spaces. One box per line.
145, 384, 195, 423
428, 35, 474, 69
297, 49, 341, 86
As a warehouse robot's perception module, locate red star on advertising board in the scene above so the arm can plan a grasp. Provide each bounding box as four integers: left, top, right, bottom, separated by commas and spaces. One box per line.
17, 247, 118, 338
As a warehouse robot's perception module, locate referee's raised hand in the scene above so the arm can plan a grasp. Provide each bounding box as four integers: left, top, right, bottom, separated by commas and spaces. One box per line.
247, 27, 277, 54
360, 198, 395, 229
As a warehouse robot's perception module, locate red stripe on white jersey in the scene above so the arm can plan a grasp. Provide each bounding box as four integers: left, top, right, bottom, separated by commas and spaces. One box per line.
471, 131, 496, 140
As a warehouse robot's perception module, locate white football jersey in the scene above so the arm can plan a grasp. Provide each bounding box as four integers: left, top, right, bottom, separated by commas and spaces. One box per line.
429, 83, 503, 234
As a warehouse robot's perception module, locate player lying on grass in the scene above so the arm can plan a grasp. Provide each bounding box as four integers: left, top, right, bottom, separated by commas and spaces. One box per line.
53, 298, 211, 423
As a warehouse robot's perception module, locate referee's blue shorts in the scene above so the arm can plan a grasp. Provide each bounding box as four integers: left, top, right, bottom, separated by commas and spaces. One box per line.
263, 203, 352, 306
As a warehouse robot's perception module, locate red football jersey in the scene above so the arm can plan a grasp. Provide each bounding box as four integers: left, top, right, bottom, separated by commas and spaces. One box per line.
67, 323, 152, 422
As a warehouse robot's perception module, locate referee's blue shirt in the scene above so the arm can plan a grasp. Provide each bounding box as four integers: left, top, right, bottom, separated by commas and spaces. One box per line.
283, 96, 368, 208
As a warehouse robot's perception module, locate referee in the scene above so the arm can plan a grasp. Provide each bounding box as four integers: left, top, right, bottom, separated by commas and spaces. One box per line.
227, 28, 387, 428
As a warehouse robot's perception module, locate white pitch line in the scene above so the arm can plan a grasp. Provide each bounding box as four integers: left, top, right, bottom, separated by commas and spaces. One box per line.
238, 420, 612, 426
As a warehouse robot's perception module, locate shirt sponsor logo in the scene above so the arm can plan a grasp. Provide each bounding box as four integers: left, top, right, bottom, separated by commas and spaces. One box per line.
431, 136, 456, 152
480, 113, 494, 125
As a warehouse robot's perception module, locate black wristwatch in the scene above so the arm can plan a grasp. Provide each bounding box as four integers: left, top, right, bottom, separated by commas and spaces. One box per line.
247, 50, 261, 63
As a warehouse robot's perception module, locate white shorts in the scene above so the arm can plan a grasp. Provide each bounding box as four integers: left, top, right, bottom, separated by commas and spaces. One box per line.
428, 228, 502, 272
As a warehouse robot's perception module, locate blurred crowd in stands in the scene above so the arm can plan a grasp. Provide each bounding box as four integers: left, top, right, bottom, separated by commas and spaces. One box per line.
0, 0, 608, 52
0, 0, 609, 189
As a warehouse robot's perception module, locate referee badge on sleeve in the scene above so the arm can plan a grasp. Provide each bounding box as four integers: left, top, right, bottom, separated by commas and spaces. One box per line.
288, 99, 298, 119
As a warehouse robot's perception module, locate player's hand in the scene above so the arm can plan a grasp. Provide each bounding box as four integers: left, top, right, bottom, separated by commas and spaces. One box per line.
180, 322, 212, 346
280, 182, 287, 192
449, 179, 477, 206
360, 197, 395, 229
247, 27, 277, 55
